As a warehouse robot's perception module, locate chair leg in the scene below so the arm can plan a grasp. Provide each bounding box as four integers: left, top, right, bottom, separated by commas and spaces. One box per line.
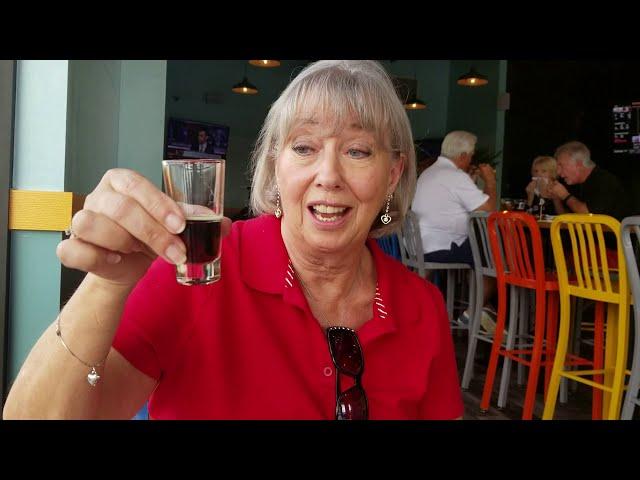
569, 297, 587, 393
543, 292, 572, 419
607, 302, 630, 420
544, 292, 558, 400
461, 273, 483, 390
480, 280, 508, 414
522, 290, 546, 420
446, 269, 455, 325
592, 301, 605, 420
622, 304, 640, 420
498, 286, 520, 409
517, 289, 528, 387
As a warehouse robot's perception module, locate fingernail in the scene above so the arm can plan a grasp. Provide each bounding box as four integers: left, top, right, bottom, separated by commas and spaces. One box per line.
106, 253, 122, 264
165, 244, 187, 265
166, 213, 185, 234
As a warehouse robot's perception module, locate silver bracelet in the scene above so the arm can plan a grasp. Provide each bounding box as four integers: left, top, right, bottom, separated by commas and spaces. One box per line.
55, 314, 106, 387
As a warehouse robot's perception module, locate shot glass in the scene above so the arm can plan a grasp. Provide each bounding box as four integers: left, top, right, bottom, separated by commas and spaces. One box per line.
162, 159, 225, 285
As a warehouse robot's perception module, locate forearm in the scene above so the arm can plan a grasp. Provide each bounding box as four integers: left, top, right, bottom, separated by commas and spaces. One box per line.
564, 196, 589, 213
526, 192, 535, 206
483, 182, 497, 211
552, 197, 567, 214
3, 274, 134, 419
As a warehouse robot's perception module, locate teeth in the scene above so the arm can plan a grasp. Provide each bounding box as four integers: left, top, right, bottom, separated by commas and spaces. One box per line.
312, 205, 346, 214
314, 214, 339, 222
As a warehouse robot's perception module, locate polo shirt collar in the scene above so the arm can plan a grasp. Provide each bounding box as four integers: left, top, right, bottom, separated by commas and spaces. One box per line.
238, 215, 397, 340
437, 155, 458, 169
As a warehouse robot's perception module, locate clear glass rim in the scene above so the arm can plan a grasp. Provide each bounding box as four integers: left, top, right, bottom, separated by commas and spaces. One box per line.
162, 158, 225, 165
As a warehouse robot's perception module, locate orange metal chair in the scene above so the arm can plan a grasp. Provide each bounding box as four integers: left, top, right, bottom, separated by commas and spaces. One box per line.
480, 211, 590, 419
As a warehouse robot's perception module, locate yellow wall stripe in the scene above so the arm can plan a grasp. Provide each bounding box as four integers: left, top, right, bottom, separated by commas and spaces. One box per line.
8, 190, 85, 231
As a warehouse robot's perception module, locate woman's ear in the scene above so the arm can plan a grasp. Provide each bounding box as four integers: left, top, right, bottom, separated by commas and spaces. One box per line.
388, 153, 406, 194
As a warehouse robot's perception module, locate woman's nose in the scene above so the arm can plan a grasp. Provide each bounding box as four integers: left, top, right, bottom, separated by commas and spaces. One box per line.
315, 147, 343, 190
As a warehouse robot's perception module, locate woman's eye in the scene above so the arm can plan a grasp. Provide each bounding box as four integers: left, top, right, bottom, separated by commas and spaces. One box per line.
292, 144, 314, 156
347, 148, 371, 159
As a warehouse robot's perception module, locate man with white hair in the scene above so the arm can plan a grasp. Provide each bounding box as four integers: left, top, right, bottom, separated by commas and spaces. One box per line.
546, 141, 630, 220
412, 130, 496, 264
411, 130, 497, 331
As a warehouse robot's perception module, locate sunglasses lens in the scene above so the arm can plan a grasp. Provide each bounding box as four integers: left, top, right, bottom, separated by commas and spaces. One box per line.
336, 385, 368, 420
327, 328, 363, 377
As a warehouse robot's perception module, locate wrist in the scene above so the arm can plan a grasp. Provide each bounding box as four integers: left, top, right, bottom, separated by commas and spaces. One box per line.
562, 193, 573, 205
84, 273, 137, 298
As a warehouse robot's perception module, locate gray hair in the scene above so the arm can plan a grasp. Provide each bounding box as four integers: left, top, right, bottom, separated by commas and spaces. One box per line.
554, 141, 595, 168
249, 60, 416, 237
441, 130, 477, 160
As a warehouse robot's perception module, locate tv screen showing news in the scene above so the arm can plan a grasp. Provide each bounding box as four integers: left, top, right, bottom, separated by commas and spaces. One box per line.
166, 118, 230, 159
612, 102, 640, 155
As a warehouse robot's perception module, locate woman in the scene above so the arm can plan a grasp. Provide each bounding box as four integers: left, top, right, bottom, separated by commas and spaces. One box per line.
524, 155, 558, 216
3, 60, 463, 420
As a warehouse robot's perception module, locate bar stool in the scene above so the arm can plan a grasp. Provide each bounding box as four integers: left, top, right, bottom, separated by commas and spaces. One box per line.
543, 214, 630, 420
620, 216, 640, 420
461, 212, 512, 386
397, 210, 472, 330
480, 211, 565, 420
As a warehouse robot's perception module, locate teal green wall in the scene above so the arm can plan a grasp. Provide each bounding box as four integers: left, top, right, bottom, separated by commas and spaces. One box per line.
65, 60, 121, 193
447, 60, 502, 155
66, 60, 167, 193
118, 61, 167, 187
9, 60, 69, 384
386, 60, 451, 140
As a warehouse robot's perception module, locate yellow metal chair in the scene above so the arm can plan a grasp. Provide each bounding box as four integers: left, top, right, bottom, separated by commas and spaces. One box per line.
542, 214, 630, 420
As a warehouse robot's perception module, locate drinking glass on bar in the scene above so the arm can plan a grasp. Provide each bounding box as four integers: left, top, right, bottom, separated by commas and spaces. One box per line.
162, 159, 225, 285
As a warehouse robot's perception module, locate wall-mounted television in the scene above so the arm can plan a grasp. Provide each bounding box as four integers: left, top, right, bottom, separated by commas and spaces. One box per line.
165, 117, 230, 159
612, 102, 640, 155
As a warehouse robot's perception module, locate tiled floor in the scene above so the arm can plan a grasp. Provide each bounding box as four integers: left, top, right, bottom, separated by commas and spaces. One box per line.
452, 332, 609, 420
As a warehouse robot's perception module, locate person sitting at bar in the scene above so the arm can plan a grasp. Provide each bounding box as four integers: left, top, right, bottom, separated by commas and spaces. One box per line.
525, 155, 557, 217
545, 141, 631, 220
411, 130, 498, 332
544, 141, 633, 266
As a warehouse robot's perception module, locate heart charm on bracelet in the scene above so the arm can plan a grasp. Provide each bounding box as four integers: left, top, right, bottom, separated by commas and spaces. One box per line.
87, 367, 101, 387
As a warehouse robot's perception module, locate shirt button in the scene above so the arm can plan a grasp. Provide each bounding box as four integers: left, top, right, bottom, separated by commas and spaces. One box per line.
323, 366, 333, 377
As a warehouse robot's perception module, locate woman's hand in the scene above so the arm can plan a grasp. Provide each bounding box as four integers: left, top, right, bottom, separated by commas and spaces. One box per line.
525, 179, 537, 205
56, 168, 232, 288
525, 179, 537, 197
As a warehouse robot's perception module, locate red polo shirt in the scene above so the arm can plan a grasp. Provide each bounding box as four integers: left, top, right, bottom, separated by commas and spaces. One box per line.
113, 214, 463, 419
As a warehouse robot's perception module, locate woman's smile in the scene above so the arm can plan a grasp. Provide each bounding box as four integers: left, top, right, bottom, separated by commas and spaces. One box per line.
306, 202, 353, 228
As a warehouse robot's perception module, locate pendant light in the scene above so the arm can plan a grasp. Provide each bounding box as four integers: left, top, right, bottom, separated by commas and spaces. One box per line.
232, 63, 258, 95
403, 64, 427, 110
457, 67, 488, 87
249, 60, 281, 68
404, 95, 427, 110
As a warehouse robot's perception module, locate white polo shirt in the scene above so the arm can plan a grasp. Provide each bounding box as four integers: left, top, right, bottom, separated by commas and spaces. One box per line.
411, 156, 489, 254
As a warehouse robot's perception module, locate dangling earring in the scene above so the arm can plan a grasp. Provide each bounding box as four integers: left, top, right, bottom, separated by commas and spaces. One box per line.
380, 193, 392, 224
274, 186, 282, 219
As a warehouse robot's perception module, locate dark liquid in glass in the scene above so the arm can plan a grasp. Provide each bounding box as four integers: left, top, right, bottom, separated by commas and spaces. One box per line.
179, 218, 221, 264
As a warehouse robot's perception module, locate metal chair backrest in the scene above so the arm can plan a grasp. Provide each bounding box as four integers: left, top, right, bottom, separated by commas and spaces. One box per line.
468, 211, 497, 278
488, 211, 547, 291
622, 216, 640, 306
551, 214, 628, 303
620, 216, 640, 419
397, 210, 426, 277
